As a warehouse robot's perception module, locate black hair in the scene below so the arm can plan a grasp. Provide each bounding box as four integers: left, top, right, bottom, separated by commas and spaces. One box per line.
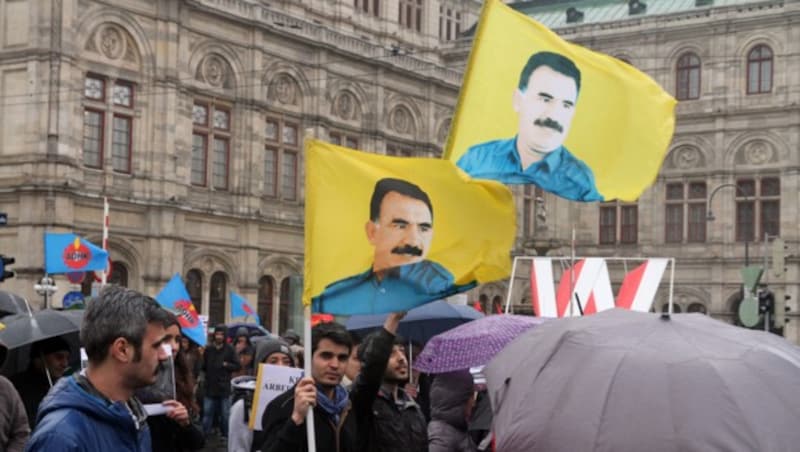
518, 51, 581, 95
81, 286, 173, 364
369, 178, 433, 222
311, 322, 352, 355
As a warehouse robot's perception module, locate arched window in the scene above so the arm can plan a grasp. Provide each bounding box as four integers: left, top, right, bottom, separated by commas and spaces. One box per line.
687, 302, 707, 314
107, 261, 128, 287
492, 295, 503, 315
479, 294, 489, 313
209, 271, 227, 326
279, 277, 292, 335
747, 45, 773, 94
661, 303, 682, 313
258, 276, 274, 331
185, 269, 203, 309
676, 52, 701, 100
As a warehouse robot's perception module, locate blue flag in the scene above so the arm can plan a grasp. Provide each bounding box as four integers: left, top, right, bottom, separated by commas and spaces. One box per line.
44, 232, 109, 274
155, 273, 206, 347
230, 292, 260, 325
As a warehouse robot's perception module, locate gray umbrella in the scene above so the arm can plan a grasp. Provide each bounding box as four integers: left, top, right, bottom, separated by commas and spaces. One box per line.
0, 309, 84, 376
485, 308, 800, 452
0, 290, 31, 318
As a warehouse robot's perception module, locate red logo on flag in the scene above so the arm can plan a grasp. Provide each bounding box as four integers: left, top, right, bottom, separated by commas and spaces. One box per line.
173, 300, 200, 328
62, 239, 91, 270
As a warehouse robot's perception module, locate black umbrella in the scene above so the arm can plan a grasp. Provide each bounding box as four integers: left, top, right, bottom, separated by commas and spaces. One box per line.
0, 290, 30, 318
0, 309, 84, 377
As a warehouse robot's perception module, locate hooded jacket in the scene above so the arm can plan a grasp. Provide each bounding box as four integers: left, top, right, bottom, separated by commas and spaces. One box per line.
428, 370, 477, 452
24, 373, 151, 452
228, 376, 257, 452
0, 375, 29, 452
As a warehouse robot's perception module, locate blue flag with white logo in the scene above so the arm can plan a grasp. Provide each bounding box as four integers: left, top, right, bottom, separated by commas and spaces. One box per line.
230, 291, 261, 325
155, 274, 206, 347
44, 232, 109, 274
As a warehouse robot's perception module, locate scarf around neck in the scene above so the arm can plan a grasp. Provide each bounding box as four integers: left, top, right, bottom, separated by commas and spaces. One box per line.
316, 384, 349, 426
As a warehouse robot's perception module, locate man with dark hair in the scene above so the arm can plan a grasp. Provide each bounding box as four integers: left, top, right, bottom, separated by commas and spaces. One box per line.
11, 336, 71, 428
313, 178, 475, 314
362, 335, 428, 452
26, 286, 173, 451
260, 313, 404, 452
202, 324, 240, 439
457, 51, 603, 202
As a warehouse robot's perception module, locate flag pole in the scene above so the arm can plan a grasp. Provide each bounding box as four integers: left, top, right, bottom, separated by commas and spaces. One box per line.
101, 196, 109, 286
569, 227, 575, 317
303, 304, 316, 452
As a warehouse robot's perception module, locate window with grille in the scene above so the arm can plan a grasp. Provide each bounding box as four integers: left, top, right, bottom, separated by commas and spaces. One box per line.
746, 45, 773, 94
665, 182, 706, 243
676, 53, 701, 100
736, 177, 780, 241
265, 116, 300, 201
599, 202, 638, 245
82, 75, 135, 172
329, 131, 360, 149
399, 0, 423, 31
192, 103, 231, 189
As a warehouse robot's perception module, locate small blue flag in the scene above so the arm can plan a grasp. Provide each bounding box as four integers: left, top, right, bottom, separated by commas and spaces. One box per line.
44, 232, 109, 275
230, 291, 261, 325
155, 273, 206, 347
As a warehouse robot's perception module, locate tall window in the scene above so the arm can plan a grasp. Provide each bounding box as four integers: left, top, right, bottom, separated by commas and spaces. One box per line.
522, 186, 544, 237
439, 6, 462, 41
676, 53, 701, 100
265, 116, 300, 200
83, 75, 135, 172
192, 103, 231, 189
399, 0, 423, 32
258, 276, 274, 331
736, 177, 780, 241
329, 131, 359, 149
107, 261, 129, 287
599, 202, 638, 245
747, 45, 773, 94
354, 0, 379, 16
209, 271, 227, 326
279, 278, 292, 334
665, 182, 706, 243
185, 269, 203, 308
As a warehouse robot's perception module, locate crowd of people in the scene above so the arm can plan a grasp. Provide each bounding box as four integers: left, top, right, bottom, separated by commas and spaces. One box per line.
0, 285, 493, 452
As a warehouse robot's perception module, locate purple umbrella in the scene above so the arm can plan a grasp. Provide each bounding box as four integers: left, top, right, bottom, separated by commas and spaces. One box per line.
413, 314, 546, 374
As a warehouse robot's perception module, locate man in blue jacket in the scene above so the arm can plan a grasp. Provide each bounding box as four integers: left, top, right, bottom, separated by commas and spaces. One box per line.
25, 286, 173, 452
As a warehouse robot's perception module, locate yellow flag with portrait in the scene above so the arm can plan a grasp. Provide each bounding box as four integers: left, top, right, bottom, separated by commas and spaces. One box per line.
304, 140, 515, 315
445, 0, 676, 202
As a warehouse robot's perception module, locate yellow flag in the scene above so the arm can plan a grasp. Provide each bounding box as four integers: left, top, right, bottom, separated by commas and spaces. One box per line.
445, 0, 676, 202
305, 140, 516, 315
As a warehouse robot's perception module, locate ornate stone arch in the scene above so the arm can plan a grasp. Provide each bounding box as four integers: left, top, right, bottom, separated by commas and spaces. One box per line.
385, 103, 419, 138
663, 143, 708, 172
725, 131, 787, 168
665, 43, 707, 96
189, 42, 245, 93
326, 78, 371, 124
76, 9, 155, 77
257, 254, 301, 282
262, 61, 312, 112
658, 287, 708, 314
435, 117, 452, 146
736, 32, 782, 62
183, 247, 239, 287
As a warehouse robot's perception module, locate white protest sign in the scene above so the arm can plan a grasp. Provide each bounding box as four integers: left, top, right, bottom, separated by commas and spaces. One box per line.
199, 314, 209, 339
249, 363, 304, 430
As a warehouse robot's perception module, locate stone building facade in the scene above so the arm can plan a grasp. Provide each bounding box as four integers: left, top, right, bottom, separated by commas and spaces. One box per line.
1, 0, 798, 343
458, 0, 800, 343
0, 0, 481, 334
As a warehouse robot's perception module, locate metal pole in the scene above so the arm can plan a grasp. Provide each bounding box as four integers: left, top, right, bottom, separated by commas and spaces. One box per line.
303, 305, 317, 452
504, 257, 519, 314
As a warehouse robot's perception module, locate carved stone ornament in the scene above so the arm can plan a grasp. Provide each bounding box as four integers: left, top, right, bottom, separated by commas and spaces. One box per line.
334, 92, 358, 121
272, 75, 297, 105
98, 25, 125, 60
201, 55, 227, 88
391, 107, 411, 134
437, 118, 451, 144
745, 141, 773, 165
673, 146, 700, 169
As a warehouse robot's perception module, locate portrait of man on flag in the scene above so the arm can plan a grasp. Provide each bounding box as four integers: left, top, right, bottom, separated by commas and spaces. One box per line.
445, 0, 676, 203
313, 177, 474, 315
304, 140, 515, 317
456, 51, 602, 202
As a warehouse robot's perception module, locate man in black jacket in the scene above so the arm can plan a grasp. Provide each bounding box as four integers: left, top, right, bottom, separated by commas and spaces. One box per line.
259, 313, 404, 452
364, 335, 428, 452
202, 324, 240, 438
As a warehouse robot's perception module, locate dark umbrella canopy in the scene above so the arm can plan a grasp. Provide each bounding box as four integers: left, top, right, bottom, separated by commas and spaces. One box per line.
0, 309, 84, 376
0, 290, 30, 318
485, 309, 800, 452
345, 300, 483, 344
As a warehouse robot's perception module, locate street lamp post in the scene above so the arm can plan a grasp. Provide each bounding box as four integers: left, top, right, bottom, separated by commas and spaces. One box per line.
707, 183, 751, 265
